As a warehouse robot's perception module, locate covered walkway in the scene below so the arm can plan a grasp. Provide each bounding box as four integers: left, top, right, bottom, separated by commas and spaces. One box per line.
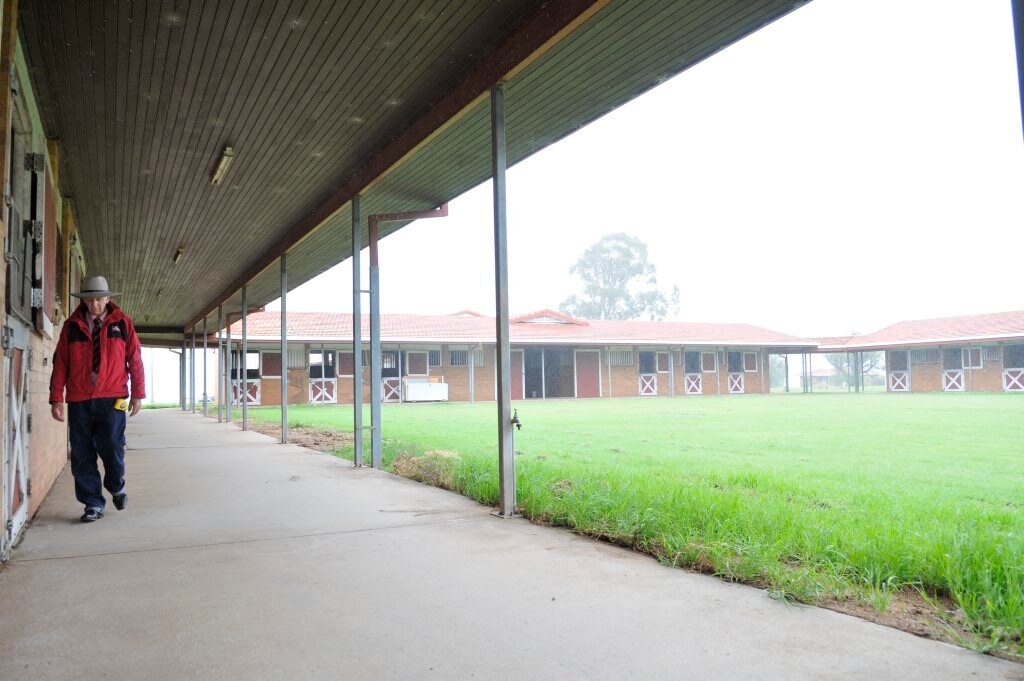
0, 411, 1017, 680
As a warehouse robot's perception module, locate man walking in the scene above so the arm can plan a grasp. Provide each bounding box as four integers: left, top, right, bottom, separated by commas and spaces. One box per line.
49, 276, 145, 522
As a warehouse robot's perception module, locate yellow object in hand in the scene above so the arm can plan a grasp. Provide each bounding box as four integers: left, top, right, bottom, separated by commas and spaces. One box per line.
114, 398, 129, 412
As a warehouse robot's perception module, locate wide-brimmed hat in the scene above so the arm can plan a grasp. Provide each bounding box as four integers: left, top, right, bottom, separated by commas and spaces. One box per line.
71, 276, 121, 298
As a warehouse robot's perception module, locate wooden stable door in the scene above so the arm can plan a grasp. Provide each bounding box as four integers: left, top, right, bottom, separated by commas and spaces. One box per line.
406, 351, 428, 376
575, 351, 601, 398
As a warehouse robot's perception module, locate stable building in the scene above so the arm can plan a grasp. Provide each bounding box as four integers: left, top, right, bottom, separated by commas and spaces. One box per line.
829, 311, 1024, 393
221, 310, 816, 405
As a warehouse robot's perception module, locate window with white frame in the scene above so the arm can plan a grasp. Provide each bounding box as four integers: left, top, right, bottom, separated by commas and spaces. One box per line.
309, 350, 336, 378
429, 350, 442, 367
962, 347, 982, 369
984, 346, 1002, 362
701, 352, 717, 373
608, 350, 633, 366
656, 352, 670, 373
473, 348, 484, 367
743, 352, 758, 372
449, 350, 470, 366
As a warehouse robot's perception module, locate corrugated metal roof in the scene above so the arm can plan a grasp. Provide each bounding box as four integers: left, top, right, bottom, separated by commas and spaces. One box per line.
18, 0, 806, 344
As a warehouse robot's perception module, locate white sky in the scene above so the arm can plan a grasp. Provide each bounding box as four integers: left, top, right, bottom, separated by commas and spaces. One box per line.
266, 0, 1024, 338
157, 0, 1024, 403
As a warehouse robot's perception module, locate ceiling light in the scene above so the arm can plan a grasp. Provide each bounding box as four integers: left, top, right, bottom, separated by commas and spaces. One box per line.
211, 146, 235, 185
173, 247, 184, 264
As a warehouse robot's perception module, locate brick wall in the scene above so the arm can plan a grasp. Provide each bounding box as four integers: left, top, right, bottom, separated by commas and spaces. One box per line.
28, 330, 66, 517
966, 360, 1004, 392
703, 364, 723, 395
609, 363, 640, 397
910, 361, 942, 392
259, 369, 309, 405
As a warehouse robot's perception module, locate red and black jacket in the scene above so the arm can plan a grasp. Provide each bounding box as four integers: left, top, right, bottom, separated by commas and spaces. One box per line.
49, 302, 146, 404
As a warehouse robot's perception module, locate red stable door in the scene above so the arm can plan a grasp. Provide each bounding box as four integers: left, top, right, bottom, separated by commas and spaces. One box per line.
511, 350, 524, 400
575, 350, 601, 398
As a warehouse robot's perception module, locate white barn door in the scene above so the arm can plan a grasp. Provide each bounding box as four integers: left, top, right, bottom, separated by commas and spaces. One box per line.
2, 320, 31, 562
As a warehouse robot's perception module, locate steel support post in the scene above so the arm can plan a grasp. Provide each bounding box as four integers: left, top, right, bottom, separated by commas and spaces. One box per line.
226, 318, 233, 422
859, 352, 864, 392
784, 354, 790, 392
760, 350, 765, 394
352, 196, 364, 467
241, 285, 248, 431
492, 82, 516, 517
369, 221, 382, 469
321, 343, 326, 404
1013, 0, 1024, 141
180, 338, 186, 410
281, 254, 289, 444
202, 318, 209, 417
715, 349, 722, 395
606, 347, 612, 397
190, 328, 196, 413
469, 345, 476, 402
669, 348, 675, 397
540, 347, 546, 399
216, 307, 224, 421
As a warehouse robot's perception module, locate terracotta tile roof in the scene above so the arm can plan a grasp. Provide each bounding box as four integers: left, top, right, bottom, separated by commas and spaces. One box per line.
837, 310, 1024, 350
226, 311, 815, 348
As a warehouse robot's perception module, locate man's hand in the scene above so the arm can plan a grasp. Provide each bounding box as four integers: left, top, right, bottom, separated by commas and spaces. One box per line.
129, 397, 142, 417
51, 403, 65, 422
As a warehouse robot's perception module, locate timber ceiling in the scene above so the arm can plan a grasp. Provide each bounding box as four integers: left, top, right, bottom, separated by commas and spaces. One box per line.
19, 0, 806, 345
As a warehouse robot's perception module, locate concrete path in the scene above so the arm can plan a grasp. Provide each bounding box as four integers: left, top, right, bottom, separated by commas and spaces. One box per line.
1, 410, 1020, 681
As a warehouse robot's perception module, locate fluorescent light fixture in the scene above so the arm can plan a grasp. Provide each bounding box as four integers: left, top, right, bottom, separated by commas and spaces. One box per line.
173, 247, 184, 264
211, 146, 235, 185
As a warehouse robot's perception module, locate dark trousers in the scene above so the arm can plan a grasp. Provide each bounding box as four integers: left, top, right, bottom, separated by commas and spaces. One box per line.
68, 398, 127, 510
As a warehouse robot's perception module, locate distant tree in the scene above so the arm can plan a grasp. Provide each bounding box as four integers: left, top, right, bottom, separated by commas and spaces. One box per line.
560, 233, 679, 321
769, 354, 789, 389
822, 334, 883, 384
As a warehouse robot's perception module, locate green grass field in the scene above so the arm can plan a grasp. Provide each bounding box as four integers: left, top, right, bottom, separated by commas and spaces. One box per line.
249, 394, 1024, 652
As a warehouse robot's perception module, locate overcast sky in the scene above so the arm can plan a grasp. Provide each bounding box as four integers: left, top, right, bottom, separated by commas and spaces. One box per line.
271, 0, 1023, 338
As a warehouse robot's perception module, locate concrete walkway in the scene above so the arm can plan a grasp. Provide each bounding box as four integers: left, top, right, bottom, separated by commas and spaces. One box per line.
1, 410, 1019, 681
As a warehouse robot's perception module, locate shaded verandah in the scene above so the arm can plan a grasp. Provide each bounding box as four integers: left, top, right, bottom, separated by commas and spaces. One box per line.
1, 408, 1017, 681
